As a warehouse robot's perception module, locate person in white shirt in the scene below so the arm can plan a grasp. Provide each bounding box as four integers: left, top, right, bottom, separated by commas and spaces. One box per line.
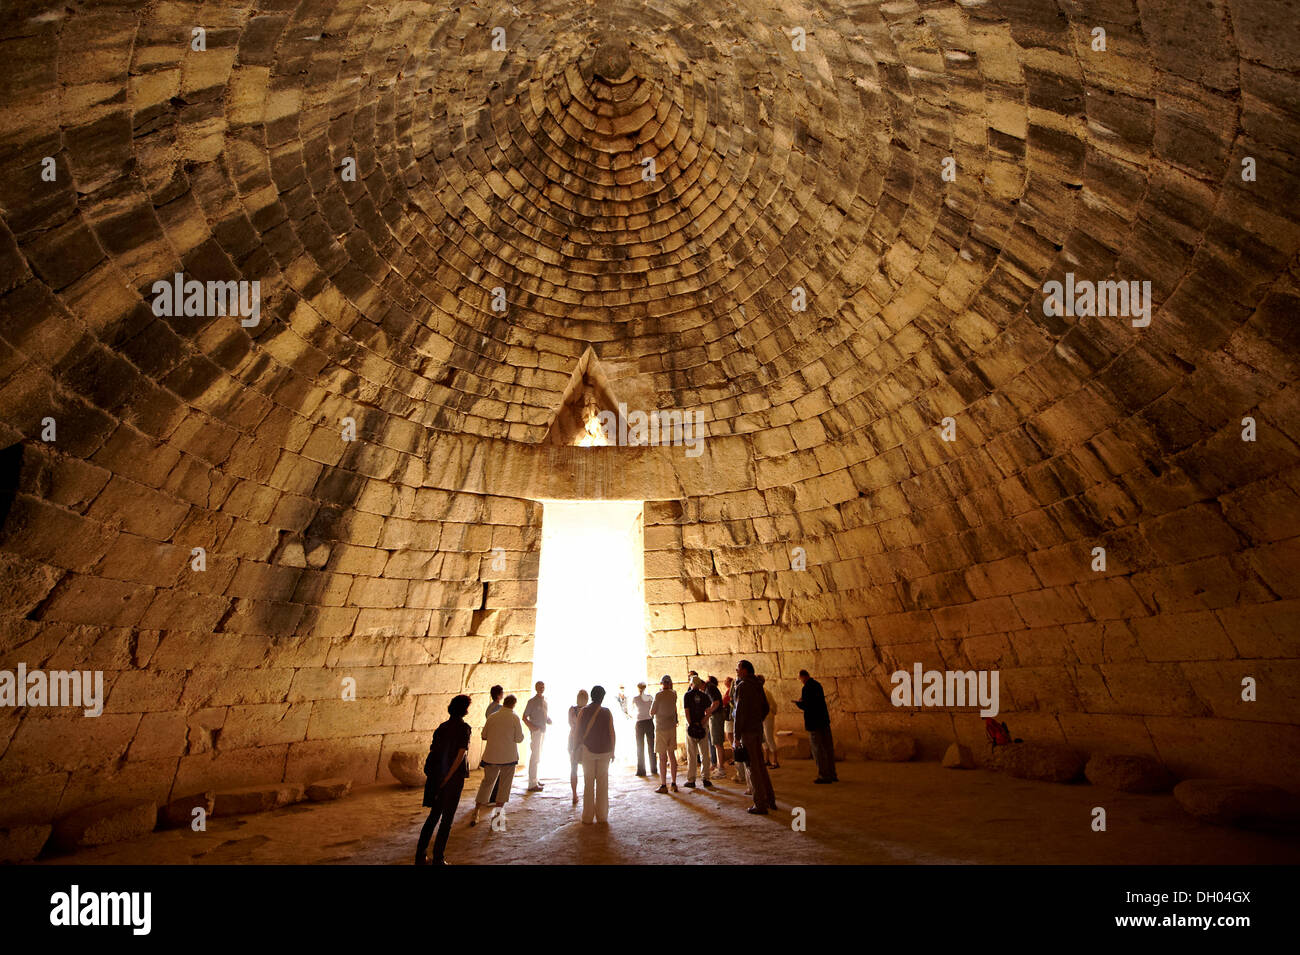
650, 675, 679, 793
471, 695, 525, 826
631, 681, 656, 777
522, 681, 551, 791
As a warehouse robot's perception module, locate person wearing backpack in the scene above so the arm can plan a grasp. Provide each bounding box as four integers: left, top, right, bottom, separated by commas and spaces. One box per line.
575, 686, 617, 823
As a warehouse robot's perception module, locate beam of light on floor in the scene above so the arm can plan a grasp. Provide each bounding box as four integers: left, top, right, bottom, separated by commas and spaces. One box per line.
531, 499, 648, 777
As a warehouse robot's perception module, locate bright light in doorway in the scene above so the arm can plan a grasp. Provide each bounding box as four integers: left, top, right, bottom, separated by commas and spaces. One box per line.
531, 500, 648, 775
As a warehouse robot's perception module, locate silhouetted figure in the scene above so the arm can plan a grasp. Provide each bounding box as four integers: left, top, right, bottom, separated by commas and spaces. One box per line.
416, 694, 471, 865
705, 675, 726, 777
734, 660, 775, 814
568, 688, 590, 805
652, 675, 679, 793
683, 675, 716, 789
631, 681, 656, 776
575, 685, 617, 823
795, 669, 836, 783
484, 684, 504, 802
757, 674, 780, 768
523, 681, 552, 791
472, 694, 524, 826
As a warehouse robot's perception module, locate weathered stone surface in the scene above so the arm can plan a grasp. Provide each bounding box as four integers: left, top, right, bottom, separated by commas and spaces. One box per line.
212, 783, 305, 816
862, 732, 917, 762
159, 792, 215, 829
306, 777, 353, 801
0, 0, 1297, 829
53, 799, 157, 850
0, 824, 52, 863
1173, 780, 1300, 829
942, 743, 976, 770
1085, 754, 1174, 793
387, 751, 426, 787
987, 743, 1086, 784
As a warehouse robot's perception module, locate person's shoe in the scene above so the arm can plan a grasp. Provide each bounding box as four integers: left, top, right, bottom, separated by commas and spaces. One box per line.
671, 784, 679, 792
744, 787, 753, 796
768, 802, 778, 811
684, 780, 696, 789
572, 794, 578, 805
814, 777, 833, 784
772, 763, 781, 769
747, 806, 768, 815
415, 855, 429, 865
711, 769, 725, 779
526, 785, 542, 792
635, 772, 646, 777
655, 785, 668, 794
703, 780, 715, 789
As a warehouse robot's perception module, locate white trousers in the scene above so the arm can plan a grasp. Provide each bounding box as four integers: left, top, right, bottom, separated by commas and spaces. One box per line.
528, 728, 545, 787
579, 746, 612, 823
685, 733, 712, 782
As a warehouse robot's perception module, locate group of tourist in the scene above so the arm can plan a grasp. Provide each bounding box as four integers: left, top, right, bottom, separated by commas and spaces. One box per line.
415, 664, 836, 864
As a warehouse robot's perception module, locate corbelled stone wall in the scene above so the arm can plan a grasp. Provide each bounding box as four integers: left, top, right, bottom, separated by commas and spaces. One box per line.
0, 0, 1297, 826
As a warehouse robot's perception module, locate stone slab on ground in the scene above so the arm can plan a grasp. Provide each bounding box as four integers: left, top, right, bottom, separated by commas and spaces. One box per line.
1173, 779, 1300, 829
212, 783, 305, 816
388, 751, 425, 787
987, 742, 1085, 783
0, 823, 52, 862
942, 743, 976, 769
862, 731, 917, 762
1086, 754, 1173, 793
53, 799, 157, 850
159, 792, 215, 829
306, 778, 353, 801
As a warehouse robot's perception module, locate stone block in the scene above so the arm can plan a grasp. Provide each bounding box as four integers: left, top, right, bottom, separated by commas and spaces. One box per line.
1085, 754, 1174, 793
212, 783, 305, 816
862, 731, 918, 762
987, 742, 1085, 783
0, 823, 51, 862
305, 777, 353, 801
159, 792, 214, 829
388, 751, 425, 787
53, 798, 156, 850
1173, 779, 1300, 829
942, 743, 976, 769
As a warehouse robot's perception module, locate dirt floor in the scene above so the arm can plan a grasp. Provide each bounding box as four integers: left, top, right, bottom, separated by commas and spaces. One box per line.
36, 759, 1300, 865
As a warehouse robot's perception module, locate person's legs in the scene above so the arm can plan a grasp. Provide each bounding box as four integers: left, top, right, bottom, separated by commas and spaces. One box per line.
415, 806, 439, 863
594, 751, 610, 821
431, 783, 462, 862
570, 750, 579, 800
497, 764, 517, 804
635, 720, 648, 775
528, 729, 544, 788
764, 716, 779, 766
581, 747, 598, 823
741, 731, 774, 810
826, 726, 838, 779
810, 728, 830, 779
474, 764, 501, 822
686, 736, 699, 783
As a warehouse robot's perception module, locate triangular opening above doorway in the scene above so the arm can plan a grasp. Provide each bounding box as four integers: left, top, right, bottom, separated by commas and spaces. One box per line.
542, 347, 622, 446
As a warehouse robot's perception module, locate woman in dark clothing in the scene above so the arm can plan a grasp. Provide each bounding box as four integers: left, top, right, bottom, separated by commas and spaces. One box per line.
416, 694, 472, 865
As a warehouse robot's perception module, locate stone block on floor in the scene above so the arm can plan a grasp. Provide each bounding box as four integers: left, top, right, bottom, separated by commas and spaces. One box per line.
987, 742, 1085, 783
53, 799, 157, 850
388, 751, 426, 787
212, 783, 305, 816
306, 777, 353, 801
1085, 754, 1174, 793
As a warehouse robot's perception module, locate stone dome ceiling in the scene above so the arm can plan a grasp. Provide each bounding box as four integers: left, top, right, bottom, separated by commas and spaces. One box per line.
0, 0, 1297, 825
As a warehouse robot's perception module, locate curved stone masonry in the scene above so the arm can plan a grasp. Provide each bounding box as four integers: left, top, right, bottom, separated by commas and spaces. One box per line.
0, 0, 1296, 827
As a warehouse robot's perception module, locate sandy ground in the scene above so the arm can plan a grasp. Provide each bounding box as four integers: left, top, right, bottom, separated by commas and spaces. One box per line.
36, 759, 1300, 865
